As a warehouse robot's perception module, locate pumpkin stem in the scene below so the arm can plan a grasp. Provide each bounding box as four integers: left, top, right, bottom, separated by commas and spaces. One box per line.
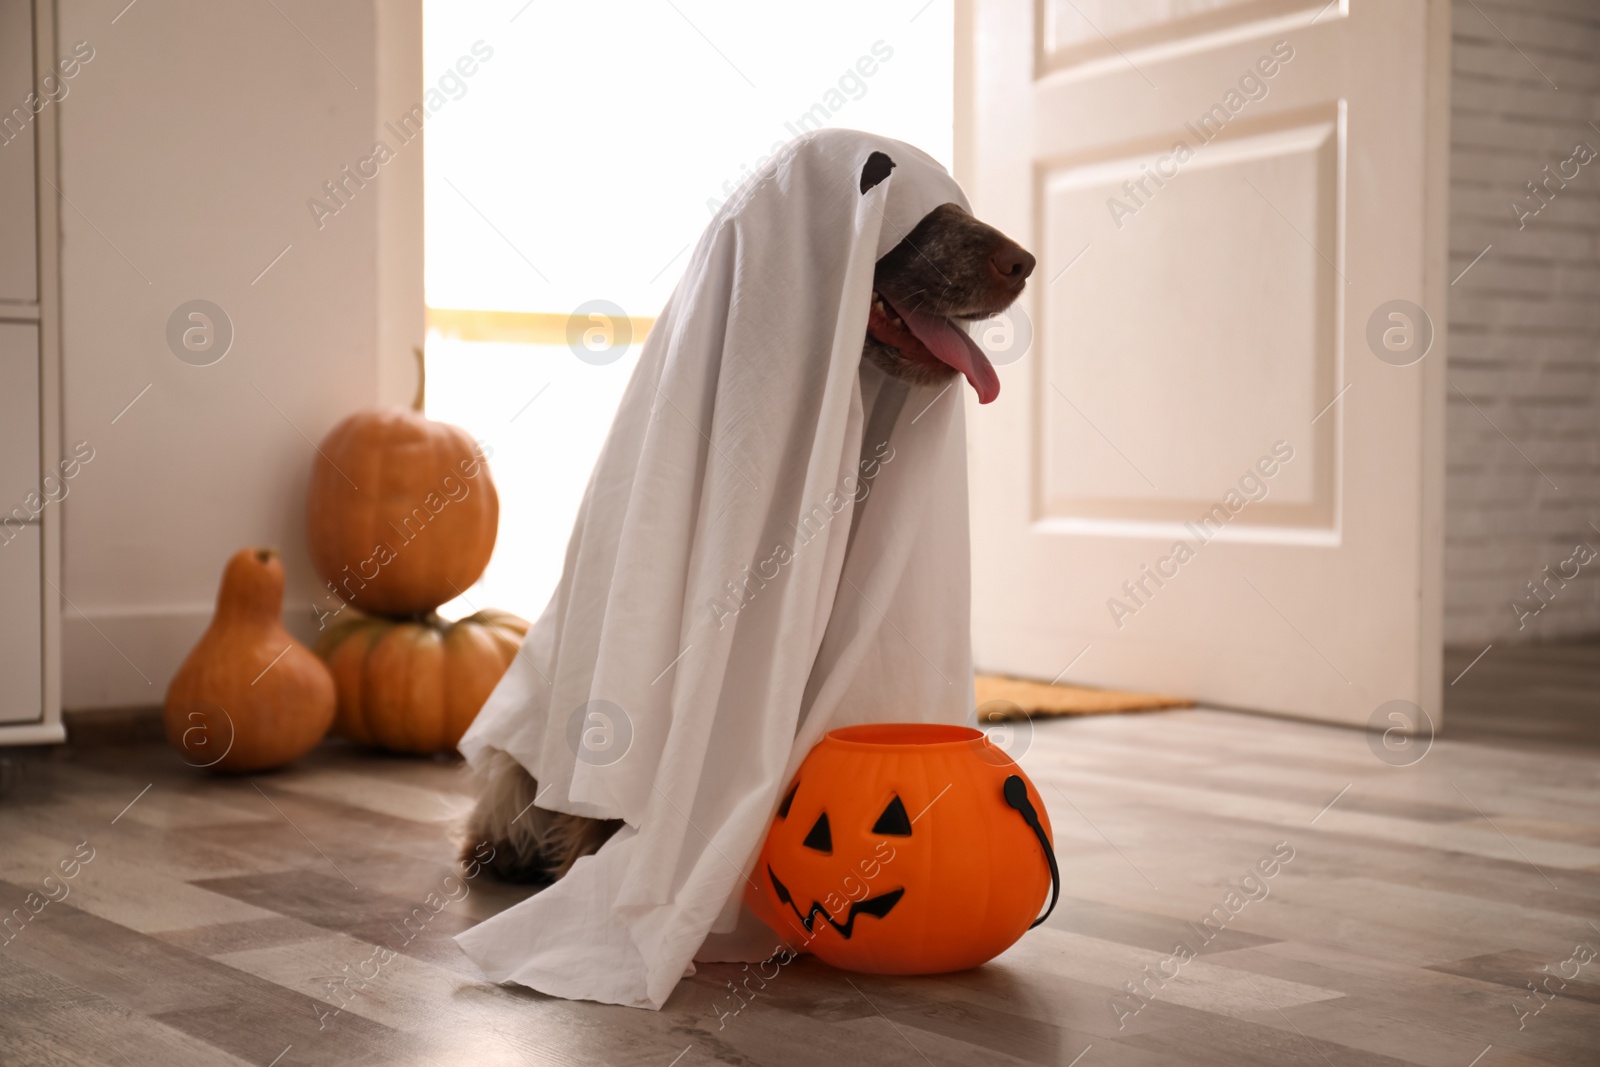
255, 547, 277, 564
412, 346, 426, 412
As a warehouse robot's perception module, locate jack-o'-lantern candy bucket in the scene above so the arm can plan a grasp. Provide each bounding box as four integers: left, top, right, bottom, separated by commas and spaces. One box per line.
745, 723, 1059, 974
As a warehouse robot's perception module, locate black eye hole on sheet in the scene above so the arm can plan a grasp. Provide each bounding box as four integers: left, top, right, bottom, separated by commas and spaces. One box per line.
860, 151, 895, 193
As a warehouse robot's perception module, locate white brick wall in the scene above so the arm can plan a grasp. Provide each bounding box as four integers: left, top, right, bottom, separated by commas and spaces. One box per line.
1446, 0, 1600, 644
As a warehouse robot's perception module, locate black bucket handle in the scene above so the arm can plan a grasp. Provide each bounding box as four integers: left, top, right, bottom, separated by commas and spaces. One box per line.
1003, 775, 1060, 929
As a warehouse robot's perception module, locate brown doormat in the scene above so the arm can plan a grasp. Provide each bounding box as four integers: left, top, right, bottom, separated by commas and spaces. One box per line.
975, 674, 1193, 720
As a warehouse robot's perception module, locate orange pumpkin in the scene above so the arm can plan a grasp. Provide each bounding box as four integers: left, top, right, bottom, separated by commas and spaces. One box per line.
746, 723, 1058, 974
164, 548, 336, 773
317, 609, 529, 754
306, 395, 498, 617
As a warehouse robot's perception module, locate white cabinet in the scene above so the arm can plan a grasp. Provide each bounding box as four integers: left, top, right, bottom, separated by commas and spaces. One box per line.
0, 323, 41, 505
0, 0, 38, 303
0, 526, 43, 725
0, 0, 63, 743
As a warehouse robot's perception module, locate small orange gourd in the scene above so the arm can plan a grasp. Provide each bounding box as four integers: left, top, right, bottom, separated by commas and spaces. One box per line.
747, 723, 1059, 974
316, 608, 529, 755
164, 548, 336, 773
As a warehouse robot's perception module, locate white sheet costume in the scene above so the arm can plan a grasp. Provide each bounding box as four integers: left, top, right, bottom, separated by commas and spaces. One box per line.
456, 129, 980, 1009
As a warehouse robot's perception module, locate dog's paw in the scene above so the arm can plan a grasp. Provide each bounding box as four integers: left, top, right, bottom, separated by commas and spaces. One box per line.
461, 749, 623, 883
460, 834, 554, 885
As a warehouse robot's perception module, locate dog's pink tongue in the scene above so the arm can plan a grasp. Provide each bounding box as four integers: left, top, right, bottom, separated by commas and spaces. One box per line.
901, 305, 1001, 404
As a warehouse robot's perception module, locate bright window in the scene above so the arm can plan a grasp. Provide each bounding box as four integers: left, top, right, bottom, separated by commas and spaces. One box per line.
423, 0, 953, 620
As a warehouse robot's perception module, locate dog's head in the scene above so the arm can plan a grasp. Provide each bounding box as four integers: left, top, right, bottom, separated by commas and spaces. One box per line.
859, 152, 1035, 403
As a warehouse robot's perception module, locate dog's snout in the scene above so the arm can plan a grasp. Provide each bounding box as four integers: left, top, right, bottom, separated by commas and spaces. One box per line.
990, 243, 1036, 287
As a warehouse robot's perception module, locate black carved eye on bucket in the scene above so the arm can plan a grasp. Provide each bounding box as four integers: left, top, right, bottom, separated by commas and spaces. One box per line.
872, 795, 913, 836
802, 812, 833, 853
776, 780, 798, 819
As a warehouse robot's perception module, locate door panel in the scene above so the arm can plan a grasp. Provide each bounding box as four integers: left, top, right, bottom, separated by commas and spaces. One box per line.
1037, 107, 1338, 530
962, 0, 1447, 726
1038, 0, 1332, 77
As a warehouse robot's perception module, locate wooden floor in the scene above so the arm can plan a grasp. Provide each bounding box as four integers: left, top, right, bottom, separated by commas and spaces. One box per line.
3, 644, 1598, 1066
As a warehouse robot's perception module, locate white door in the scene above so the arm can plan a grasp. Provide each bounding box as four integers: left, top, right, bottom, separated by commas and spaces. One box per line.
961, 0, 1448, 727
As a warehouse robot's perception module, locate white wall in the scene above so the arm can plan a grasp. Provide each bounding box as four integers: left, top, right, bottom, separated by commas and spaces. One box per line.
1446, 0, 1600, 645
58, 0, 420, 708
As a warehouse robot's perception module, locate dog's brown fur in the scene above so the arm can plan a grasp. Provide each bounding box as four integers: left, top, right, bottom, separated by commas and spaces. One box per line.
462, 198, 1034, 884
461, 750, 623, 883
864, 202, 1034, 386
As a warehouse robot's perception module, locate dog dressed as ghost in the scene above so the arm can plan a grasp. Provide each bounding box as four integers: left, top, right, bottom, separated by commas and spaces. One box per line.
456, 129, 1031, 1009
